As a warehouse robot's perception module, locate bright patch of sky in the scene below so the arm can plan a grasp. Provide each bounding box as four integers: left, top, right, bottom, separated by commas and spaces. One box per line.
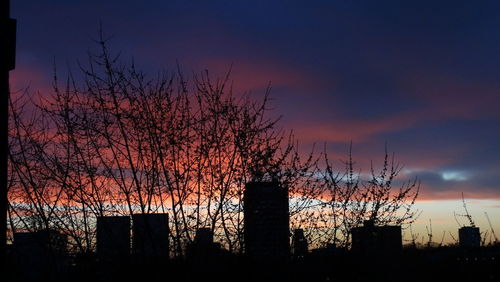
411, 199, 500, 245
441, 171, 469, 181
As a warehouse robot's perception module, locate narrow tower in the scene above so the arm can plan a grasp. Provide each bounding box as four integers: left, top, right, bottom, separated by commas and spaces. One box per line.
244, 181, 289, 262
132, 213, 169, 258
96, 216, 130, 261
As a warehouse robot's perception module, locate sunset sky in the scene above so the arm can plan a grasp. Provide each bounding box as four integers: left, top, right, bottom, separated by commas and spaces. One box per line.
10, 0, 500, 243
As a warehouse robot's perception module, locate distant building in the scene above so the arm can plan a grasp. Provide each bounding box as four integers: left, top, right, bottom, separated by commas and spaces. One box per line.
292, 229, 308, 258
186, 227, 232, 279
97, 216, 130, 260
351, 220, 402, 256
14, 229, 68, 259
244, 181, 290, 261
459, 226, 480, 248
132, 213, 169, 258
194, 227, 214, 246
13, 229, 68, 281
310, 243, 344, 258
186, 228, 223, 266
187, 227, 222, 254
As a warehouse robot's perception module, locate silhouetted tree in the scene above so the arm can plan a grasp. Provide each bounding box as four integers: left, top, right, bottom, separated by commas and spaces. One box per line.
7, 35, 318, 256
305, 145, 420, 248
8, 34, 419, 256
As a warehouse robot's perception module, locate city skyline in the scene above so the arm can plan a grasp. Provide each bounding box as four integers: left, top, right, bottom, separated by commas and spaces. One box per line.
8, 0, 500, 243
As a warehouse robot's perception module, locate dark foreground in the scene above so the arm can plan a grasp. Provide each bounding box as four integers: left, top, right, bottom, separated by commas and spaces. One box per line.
6, 245, 500, 282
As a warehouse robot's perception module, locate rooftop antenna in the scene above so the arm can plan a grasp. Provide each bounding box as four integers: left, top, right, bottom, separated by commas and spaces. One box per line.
461, 192, 475, 227
409, 223, 418, 248
453, 211, 464, 228
448, 231, 458, 244
481, 230, 489, 247
484, 212, 498, 243
438, 231, 446, 247
425, 219, 433, 248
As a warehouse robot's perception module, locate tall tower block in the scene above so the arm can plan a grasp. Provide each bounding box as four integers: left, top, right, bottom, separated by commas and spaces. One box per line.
132, 213, 169, 258
96, 216, 130, 261
244, 181, 289, 262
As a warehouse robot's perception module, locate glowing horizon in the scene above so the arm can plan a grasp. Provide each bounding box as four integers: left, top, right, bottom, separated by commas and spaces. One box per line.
9, 0, 500, 246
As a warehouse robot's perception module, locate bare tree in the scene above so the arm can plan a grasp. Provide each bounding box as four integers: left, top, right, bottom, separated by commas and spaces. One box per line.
310, 145, 420, 248
8, 37, 318, 256
8, 36, 420, 256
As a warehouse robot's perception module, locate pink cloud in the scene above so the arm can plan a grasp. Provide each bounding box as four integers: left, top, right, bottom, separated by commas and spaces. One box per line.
10, 63, 53, 97
193, 57, 326, 96
401, 71, 500, 120
291, 109, 421, 144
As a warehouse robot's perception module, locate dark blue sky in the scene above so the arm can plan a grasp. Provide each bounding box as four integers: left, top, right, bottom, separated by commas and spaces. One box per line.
11, 0, 500, 202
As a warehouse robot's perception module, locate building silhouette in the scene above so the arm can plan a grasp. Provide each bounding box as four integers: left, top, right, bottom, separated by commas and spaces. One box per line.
1, 0, 17, 264
458, 226, 481, 248
187, 227, 222, 257
292, 229, 308, 258
194, 228, 214, 246
351, 220, 402, 256
132, 213, 169, 258
13, 229, 68, 281
244, 181, 289, 261
96, 216, 130, 261
14, 229, 67, 255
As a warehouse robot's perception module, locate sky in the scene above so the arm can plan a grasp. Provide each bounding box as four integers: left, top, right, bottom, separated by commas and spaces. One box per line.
10, 0, 500, 243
